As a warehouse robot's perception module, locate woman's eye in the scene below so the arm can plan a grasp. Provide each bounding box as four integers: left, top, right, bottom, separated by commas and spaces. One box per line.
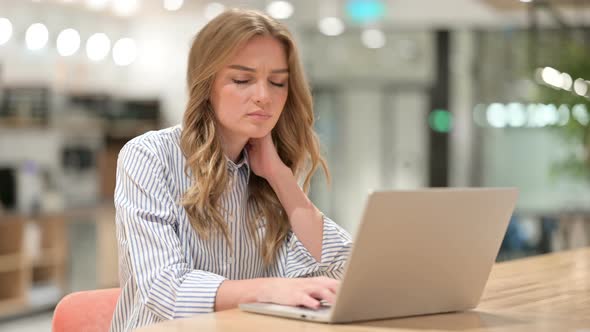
270, 81, 285, 87
232, 79, 249, 84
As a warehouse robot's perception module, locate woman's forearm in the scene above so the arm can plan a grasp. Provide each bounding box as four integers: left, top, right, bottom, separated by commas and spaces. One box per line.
267, 166, 324, 262
215, 278, 266, 311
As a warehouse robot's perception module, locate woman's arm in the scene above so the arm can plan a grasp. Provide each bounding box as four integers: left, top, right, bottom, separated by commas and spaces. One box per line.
267, 166, 324, 261
247, 134, 351, 264
215, 276, 339, 310
246, 134, 324, 261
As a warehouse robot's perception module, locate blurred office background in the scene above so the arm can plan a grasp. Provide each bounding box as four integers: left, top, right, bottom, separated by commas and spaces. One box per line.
0, 0, 589, 330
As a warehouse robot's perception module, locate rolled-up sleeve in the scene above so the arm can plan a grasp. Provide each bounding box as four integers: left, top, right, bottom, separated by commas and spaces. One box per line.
284, 215, 352, 279
115, 142, 225, 320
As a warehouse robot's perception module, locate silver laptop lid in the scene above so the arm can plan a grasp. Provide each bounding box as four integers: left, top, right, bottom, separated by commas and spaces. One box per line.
330, 188, 518, 323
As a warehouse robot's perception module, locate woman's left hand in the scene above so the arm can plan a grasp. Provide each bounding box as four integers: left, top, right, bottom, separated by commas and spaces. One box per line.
246, 133, 289, 181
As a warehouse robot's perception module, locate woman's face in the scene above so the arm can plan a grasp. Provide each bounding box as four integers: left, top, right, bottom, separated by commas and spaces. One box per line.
210, 35, 289, 143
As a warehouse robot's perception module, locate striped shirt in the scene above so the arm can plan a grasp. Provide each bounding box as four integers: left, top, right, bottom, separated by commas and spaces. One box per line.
110, 125, 352, 331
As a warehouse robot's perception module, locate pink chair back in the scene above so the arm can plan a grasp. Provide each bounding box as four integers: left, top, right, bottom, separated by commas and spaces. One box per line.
52, 288, 121, 332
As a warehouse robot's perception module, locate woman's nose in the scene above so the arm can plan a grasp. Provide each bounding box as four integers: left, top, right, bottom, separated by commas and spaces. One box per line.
253, 81, 271, 106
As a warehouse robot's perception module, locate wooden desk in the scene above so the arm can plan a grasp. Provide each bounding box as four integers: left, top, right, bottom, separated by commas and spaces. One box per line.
136, 248, 590, 331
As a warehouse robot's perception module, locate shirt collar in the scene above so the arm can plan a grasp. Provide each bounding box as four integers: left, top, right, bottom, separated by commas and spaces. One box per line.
226, 148, 251, 180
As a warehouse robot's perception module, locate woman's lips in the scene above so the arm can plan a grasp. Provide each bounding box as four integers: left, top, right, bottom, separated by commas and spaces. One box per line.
247, 112, 272, 120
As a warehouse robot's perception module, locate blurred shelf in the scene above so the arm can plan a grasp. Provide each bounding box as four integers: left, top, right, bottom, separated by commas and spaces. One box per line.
0, 214, 67, 319
32, 249, 64, 268
0, 269, 28, 317
0, 116, 47, 128
0, 216, 24, 252
106, 119, 160, 139
0, 298, 27, 319
0, 254, 26, 273
0, 86, 50, 127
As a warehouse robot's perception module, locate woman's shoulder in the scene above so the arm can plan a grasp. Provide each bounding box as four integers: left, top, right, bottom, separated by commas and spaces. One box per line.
124, 124, 182, 153
119, 124, 184, 168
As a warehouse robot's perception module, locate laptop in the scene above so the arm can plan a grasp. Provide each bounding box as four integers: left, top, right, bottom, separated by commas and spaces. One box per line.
239, 188, 518, 323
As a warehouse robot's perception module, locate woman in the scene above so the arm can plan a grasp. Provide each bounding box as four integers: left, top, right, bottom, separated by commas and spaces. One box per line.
111, 8, 352, 331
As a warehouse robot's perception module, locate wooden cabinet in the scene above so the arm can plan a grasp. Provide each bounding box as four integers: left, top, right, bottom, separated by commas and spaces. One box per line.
0, 217, 27, 317
96, 206, 118, 289
0, 214, 67, 318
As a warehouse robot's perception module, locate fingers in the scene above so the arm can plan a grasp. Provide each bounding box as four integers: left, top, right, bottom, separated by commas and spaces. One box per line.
303, 278, 338, 305
268, 277, 341, 309
299, 293, 321, 309
313, 277, 340, 294
309, 287, 336, 305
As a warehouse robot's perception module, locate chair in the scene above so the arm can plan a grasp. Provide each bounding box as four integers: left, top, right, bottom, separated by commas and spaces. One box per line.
52, 288, 121, 332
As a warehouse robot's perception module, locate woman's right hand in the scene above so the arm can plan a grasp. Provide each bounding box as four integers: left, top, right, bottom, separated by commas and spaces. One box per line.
257, 277, 340, 309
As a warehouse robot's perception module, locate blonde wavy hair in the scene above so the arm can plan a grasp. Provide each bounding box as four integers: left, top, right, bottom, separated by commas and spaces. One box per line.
180, 8, 329, 265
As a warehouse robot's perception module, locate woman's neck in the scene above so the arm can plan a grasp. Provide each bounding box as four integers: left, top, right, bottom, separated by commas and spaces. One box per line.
220, 132, 248, 163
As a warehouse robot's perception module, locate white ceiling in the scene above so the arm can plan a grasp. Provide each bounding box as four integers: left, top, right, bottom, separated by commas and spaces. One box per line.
0, 0, 588, 28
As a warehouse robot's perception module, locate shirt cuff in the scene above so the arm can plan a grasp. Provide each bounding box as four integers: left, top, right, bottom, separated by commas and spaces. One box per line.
171, 270, 227, 318
285, 215, 352, 278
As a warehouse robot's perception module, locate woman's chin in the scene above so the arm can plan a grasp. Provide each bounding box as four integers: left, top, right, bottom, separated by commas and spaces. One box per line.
246, 128, 273, 139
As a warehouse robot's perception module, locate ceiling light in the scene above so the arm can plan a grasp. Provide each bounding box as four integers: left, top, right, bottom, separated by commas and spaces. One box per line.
266, 1, 294, 20
113, 37, 138, 66
26, 23, 49, 50
0, 18, 13, 45
112, 0, 139, 16
86, 33, 111, 61
361, 28, 386, 49
57, 28, 81, 56
164, 0, 183, 11
318, 17, 345, 36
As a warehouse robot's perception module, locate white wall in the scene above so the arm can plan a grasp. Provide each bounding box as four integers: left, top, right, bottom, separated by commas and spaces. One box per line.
481, 127, 590, 213
386, 90, 429, 190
